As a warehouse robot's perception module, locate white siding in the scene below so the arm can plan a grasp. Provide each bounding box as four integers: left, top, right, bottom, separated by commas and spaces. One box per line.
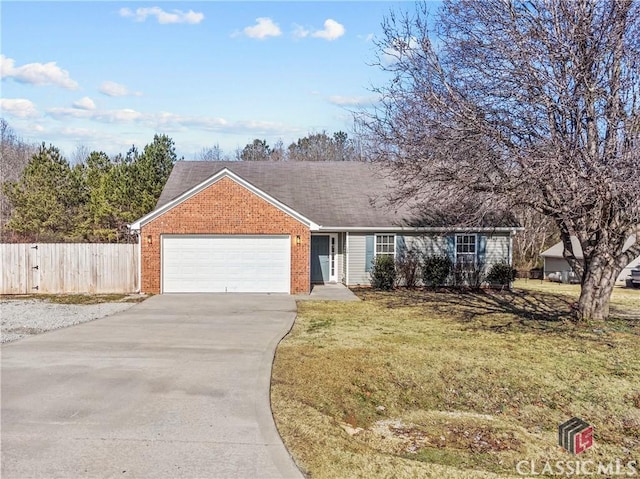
347, 233, 369, 285
484, 235, 510, 270
408, 235, 449, 256
345, 232, 513, 287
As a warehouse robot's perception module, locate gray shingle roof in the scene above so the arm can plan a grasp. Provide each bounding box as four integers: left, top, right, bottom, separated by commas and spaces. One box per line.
156, 161, 521, 229
157, 161, 410, 228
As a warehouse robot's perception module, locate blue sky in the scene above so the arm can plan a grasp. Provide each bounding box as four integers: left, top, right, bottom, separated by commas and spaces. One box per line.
1, 1, 428, 159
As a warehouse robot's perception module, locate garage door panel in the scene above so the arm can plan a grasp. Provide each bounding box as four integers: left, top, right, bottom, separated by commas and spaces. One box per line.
162, 235, 290, 293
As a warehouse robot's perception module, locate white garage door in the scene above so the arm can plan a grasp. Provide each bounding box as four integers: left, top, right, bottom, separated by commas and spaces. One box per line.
162, 235, 291, 293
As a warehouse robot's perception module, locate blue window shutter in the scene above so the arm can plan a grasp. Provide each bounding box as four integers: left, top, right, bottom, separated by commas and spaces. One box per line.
396, 235, 406, 259
446, 235, 456, 262
365, 235, 375, 272
477, 235, 487, 266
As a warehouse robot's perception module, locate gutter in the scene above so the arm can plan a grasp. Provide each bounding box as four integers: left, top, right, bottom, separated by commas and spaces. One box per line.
317, 226, 524, 233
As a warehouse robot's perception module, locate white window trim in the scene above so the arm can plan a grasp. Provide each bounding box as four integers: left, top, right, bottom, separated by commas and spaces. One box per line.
329, 233, 338, 283
455, 233, 478, 264
312, 233, 338, 283
375, 233, 396, 259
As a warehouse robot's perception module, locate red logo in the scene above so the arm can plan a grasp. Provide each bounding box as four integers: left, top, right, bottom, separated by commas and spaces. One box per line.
559, 417, 593, 454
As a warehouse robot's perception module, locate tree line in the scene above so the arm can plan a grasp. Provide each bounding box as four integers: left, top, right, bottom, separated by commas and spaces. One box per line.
0, 119, 559, 273
0, 126, 362, 244
1, 129, 178, 243
198, 131, 362, 162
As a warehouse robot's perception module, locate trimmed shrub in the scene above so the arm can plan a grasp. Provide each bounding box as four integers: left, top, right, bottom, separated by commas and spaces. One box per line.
422, 255, 452, 288
395, 248, 421, 288
486, 262, 517, 286
370, 255, 397, 290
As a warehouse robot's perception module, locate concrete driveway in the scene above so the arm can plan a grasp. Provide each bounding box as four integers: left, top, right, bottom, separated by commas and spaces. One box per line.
1, 294, 303, 479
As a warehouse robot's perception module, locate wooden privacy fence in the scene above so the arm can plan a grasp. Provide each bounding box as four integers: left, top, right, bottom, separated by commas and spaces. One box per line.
0, 243, 138, 294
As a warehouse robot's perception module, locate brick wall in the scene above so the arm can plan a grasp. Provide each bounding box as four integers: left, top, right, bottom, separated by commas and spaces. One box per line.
140, 176, 310, 294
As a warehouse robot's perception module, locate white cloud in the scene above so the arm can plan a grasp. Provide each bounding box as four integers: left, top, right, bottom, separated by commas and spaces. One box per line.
242, 17, 282, 39
227, 120, 298, 135
328, 95, 378, 107
72, 96, 96, 110
312, 19, 345, 41
99, 81, 142, 97
0, 98, 40, 118
0, 55, 79, 90
45, 105, 298, 137
47, 126, 138, 154
119, 7, 204, 24
292, 24, 309, 39
59, 126, 105, 139
48, 107, 144, 123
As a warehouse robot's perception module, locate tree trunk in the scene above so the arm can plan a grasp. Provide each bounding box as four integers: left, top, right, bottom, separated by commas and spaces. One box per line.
575, 261, 620, 322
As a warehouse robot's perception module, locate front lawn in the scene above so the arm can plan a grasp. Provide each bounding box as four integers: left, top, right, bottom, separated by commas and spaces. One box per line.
271, 281, 640, 478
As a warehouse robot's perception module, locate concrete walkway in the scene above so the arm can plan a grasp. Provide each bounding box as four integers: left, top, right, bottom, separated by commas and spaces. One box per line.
296, 283, 360, 301
1, 294, 303, 479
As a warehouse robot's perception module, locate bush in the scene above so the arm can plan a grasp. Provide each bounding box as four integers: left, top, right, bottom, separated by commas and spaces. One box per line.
486, 262, 517, 286
370, 255, 397, 290
452, 261, 485, 289
422, 255, 452, 288
395, 248, 421, 288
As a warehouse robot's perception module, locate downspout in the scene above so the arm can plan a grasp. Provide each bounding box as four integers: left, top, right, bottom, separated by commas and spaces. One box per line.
509, 231, 514, 266
509, 231, 514, 289
345, 231, 349, 286
132, 227, 142, 294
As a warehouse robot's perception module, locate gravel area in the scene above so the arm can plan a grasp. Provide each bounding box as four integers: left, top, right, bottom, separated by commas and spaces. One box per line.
1, 299, 139, 343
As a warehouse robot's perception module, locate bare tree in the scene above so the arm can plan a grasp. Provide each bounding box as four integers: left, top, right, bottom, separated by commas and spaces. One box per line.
363, 0, 640, 320
0, 119, 34, 182
269, 139, 286, 162
0, 119, 36, 233
512, 209, 559, 270
288, 131, 359, 161
196, 144, 224, 161
70, 144, 91, 165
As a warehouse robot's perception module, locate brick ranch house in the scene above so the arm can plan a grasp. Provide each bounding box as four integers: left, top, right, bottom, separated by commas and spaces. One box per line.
129, 161, 521, 294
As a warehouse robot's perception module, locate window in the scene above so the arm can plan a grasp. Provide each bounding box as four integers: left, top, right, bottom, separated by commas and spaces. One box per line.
376, 234, 395, 258
456, 234, 476, 264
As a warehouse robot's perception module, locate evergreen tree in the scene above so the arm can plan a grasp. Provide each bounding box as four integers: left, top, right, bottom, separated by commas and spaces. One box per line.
134, 134, 178, 214
4, 144, 83, 241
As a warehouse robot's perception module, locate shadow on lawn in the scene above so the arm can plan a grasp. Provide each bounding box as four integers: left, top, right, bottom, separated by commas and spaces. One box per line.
354, 287, 639, 336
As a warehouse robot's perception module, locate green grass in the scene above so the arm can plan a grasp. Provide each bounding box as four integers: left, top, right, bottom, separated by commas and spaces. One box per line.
271, 282, 639, 478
